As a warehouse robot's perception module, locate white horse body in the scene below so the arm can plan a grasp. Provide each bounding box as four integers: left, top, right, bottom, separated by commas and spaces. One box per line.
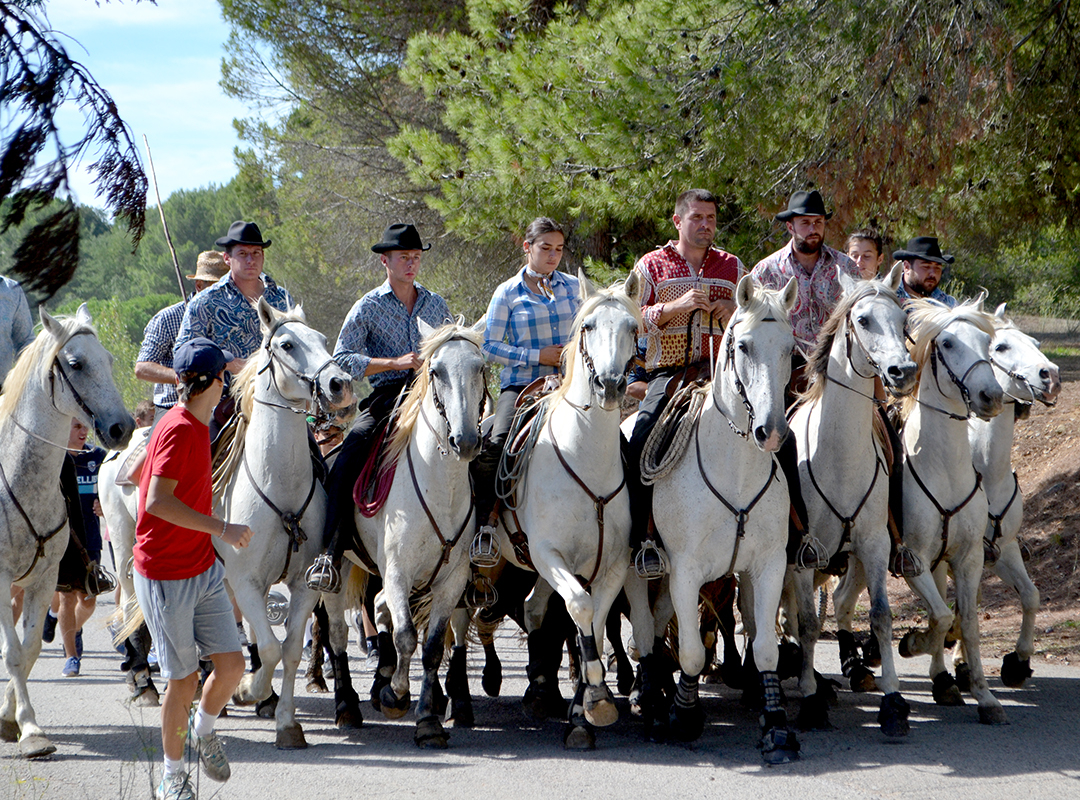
787, 265, 916, 734
216, 300, 351, 748
896, 299, 1006, 723
650, 276, 800, 763
964, 306, 1060, 685
0, 306, 134, 757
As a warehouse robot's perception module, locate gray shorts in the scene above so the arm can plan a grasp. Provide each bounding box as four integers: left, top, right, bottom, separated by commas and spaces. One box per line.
134, 560, 240, 681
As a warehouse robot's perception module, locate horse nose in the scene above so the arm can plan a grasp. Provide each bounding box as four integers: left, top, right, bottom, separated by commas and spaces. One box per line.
109, 420, 133, 445
616, 375, 627, 394
754, 426, 768, 445
328, 376, 345, 397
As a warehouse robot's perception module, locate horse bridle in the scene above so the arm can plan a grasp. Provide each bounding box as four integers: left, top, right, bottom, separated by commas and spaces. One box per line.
255, 318, 339, 415
714, 313, 783, 440
49, 331, 110, 443
421, 336, 487, 457
915, 332, 994, 421
823, 310, 890, 405
989, 355, 1057, 408
563, 322, 636, 413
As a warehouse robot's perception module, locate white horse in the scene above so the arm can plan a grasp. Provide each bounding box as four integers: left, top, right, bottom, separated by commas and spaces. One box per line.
322, 318, 487, 749
963, 305, 1060, 686
893, 298, 1006, 724
494, 271, 643, 749
214, 299, 352, 748
0, 305, 134, 757
786, 265, 916, 735
650, 275, 801, 764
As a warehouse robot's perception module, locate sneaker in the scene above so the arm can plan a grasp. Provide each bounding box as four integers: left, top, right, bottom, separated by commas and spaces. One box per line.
75, 628, 83, 658
42, 612, 57, 644
156, 770, 194, 800
61, 656, 80, 677
196, 731, 231, 782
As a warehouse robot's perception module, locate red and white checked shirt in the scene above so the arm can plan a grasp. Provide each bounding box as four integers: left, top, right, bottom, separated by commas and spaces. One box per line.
634, 242, 745, 371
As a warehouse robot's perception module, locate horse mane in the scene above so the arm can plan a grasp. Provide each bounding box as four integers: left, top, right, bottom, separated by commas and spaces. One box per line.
899, 298, 996, 418
800, 280, 903, 405
0, 315, 93, 423
383, 319, 484, 469
543, 283, 643, 420
211, 305, 308, 496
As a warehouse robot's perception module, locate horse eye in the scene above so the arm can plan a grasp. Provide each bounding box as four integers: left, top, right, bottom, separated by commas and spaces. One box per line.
856, 315, 870, 328
737, 342, 749, 354
281, 341, 293, 351
941, 339, 953, 349
68, 359, 83, 371
995, 343, 1008, 352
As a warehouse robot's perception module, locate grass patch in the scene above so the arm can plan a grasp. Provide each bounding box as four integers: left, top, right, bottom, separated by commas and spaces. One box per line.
1044, 345, 1080, 358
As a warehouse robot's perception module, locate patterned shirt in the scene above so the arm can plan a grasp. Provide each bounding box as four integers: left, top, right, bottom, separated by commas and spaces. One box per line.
634, 242, 745, 371
175, 273, 293, 361
334, 281, 452, 388
751, 241, 860, 358
483, 268, 581, 389
897, 281, 957, 309
137, 301, 185, 409
0, 276, 34, 387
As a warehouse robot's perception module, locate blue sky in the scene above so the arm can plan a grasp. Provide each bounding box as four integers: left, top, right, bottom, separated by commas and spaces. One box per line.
46, 0, 249, 207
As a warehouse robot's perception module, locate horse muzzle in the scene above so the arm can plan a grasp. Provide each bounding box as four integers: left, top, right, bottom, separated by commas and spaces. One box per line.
447, 430, 481, 462
99, 414, 136, 450
969, 384, 1004, 421
754, 421, 788, 453
591, 374, 627, 411
884, 362, 918, 397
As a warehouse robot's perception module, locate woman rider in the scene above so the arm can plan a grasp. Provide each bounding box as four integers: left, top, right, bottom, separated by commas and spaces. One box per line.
846, 228, 887, 280
472, 218, 580, 554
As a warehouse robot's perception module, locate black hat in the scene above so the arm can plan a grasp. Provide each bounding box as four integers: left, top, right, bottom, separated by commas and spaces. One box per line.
371, 223, 431, 254
215, 221, 271, 249
174, 337, 234, 378
775, 190, 833, 222
892, 236, 954, 265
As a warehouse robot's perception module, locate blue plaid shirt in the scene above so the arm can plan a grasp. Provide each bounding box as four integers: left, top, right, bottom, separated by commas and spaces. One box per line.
483, 268, 580, 389
897, 281, 957, 309
137, 300, 185, 408
175, 273, 293, 361
334, 281, 452, 388
0, 276, 34, 387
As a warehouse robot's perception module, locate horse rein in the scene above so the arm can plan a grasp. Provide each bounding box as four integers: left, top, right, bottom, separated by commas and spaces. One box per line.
405, 441, 475, 594
240, 451, 318, 584
256, 318, 339, 414
0, 457, 68, 583
714, 313, 784, 439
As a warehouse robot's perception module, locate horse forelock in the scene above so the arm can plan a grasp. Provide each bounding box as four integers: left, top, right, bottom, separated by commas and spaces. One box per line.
0, 317, 96, 423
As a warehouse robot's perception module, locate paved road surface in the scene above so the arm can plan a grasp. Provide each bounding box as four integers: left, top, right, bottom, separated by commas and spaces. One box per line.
3, 596, 1079, 800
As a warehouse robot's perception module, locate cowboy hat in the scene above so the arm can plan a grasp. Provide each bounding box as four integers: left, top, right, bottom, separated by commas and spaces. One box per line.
185, 251, 229, 281
371, 223, 431, 253
775, 190, 833, 222
892, 236, 954, 265
215, 220, 272, 249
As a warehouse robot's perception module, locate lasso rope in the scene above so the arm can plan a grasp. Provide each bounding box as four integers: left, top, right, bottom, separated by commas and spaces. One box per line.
640, 384, 708, 485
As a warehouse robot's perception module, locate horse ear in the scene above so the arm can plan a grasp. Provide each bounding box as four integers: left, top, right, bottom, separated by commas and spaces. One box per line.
837, 266, 859, 296
40, 304, 65, 340
735, 274, 755, 309
417, 318, 436, 340
972, 288, 988, 312
884, 261, 903, 292
578, 267, 596, 302
471, 314, 486, 334
75, 302, 93, 327
623, 269, 642, 305
257, 296, 278, 332
291, 302, 306, 323
994, 302, 1007, 321
780, 276, 798, 313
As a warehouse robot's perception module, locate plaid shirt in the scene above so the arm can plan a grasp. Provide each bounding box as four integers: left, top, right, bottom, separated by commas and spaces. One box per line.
137, 300, 185, 408
750, 241, 860, 358
483, 268, 581, 389
335, 281, 452, 388
0, 276, 34, 386
175, 273, 293, 361
634, 242, 745, 371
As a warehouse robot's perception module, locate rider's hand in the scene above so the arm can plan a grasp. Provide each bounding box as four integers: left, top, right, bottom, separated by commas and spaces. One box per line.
538, 345, 564, 367
393, 353, 423, 372
668, 287, 712, 316
710, 296, 736, 327
221, 523, 253, 549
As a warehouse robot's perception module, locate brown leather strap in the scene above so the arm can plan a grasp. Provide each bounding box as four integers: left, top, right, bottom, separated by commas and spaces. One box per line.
242, 451, 317, 584
905, 452, 983, 572
0, 458, 67, 582
406, 443, 474, 594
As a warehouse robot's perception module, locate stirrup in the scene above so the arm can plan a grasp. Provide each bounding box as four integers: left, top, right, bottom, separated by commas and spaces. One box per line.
633, 540, 668, 580
470, 525, 501, 568
304, 554, 342, 594
465, 574, 499, 610
84, 563, 117, 596
795, 534, 830, 572
889, 545, 923, 578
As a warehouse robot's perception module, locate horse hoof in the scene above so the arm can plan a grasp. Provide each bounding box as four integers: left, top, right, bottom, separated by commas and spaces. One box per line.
415, 716, 449, 749
306, 676, 329, 694
862, 635, 882, 668
379, 686, 410, 720
759, 723, 800, 765
1001, 652, 1033, 688
0, 718, 20, 743
370, 672, 390, 712
848, 664, 879, 694
877, 692, 910, 738
563, 723, 596, 750
446, 701, 474, 729
20, 735, 55, 760
668, 701, 705, 742
132, 686, 161, 707
898, 631, 919, 659
583, 684, 618, 727
978, 704, 1008, 725
256, 691, 279, 719
481, 661, 502, 698
931, 672, 965, 706
335, 697, 363, 730
275, 723, 307, 750
796, 691, 834, 731
231, 674, 263, 706
954, 662, 972, 693
522, 681, 566, 722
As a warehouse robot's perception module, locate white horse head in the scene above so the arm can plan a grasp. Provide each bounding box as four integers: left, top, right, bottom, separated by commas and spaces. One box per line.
245, 298, 353, 412
907, 298, 1003, 421
15, 304, 135, 448
556, 268, 642, 411
717, 275, 797, 452
825, 263, 917, 395
988, 303, 1061, 407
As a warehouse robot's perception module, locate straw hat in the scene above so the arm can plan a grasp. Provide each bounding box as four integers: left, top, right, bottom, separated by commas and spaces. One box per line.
186, 251, 229, 281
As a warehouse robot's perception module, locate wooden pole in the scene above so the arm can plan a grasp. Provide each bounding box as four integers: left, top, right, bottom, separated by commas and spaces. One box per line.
142, 135, 187, 304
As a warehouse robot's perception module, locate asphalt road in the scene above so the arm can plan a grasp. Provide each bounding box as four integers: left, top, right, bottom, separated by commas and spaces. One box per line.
4, 595, 1079, 800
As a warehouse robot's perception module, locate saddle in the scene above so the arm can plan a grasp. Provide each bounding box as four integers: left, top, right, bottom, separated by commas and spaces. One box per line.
112, 427, 152, 487
353, 418, 397, 519
515, 374, 562, 408
497, 394, 552, 570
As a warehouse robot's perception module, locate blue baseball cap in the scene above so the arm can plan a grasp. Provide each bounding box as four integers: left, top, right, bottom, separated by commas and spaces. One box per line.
173, 337, 234, 378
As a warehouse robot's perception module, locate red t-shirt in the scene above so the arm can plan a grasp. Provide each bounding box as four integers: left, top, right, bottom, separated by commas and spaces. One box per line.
134, 405, 216, 580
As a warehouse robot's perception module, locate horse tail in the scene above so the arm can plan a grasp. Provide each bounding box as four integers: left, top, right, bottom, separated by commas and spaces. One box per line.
343, 563, 368, 612
114, 595, 146, 644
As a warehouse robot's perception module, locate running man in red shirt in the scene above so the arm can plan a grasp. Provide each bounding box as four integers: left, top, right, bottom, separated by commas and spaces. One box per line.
134, 337, 253, 800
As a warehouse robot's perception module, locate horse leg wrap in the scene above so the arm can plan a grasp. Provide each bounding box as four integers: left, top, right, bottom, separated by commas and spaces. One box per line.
579, 634, 600, 667
447, 645, 469, 697
333, 652, 363, 728
674, 672, 699, 709
759, 708, 800, 764
837, 630, 860, 677
526, 630, 546, 683
762, 671, 783, 714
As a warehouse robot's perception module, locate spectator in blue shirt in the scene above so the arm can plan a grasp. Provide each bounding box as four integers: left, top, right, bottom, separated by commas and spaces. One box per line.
894, 236, 958, 309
